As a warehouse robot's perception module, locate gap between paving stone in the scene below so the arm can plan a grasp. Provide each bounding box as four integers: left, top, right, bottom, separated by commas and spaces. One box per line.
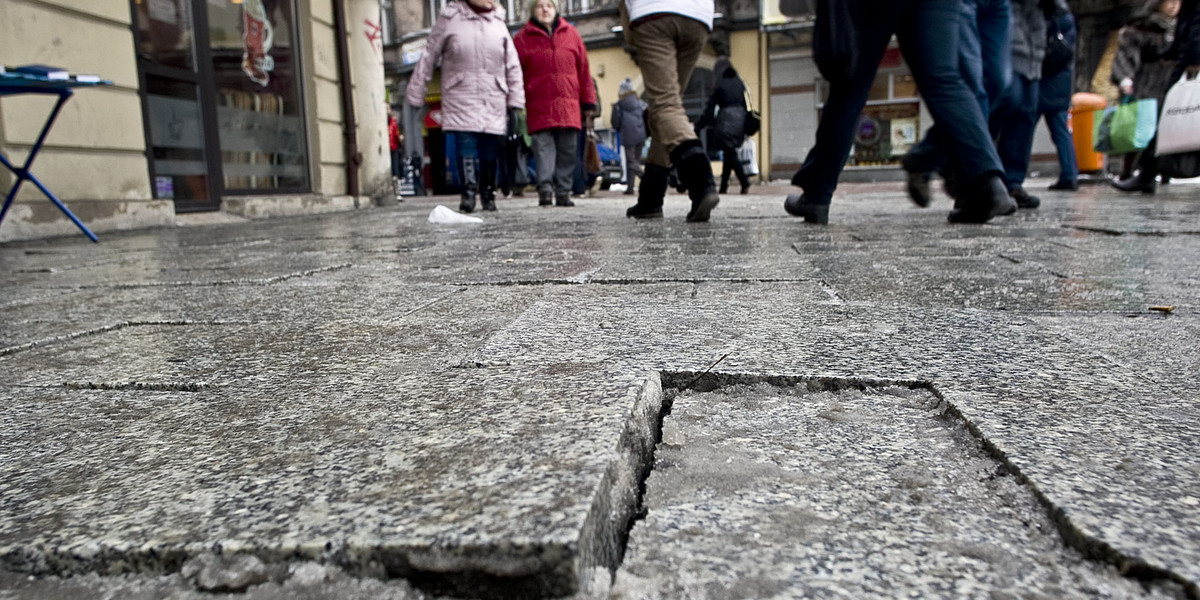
606, 372, 1192, 600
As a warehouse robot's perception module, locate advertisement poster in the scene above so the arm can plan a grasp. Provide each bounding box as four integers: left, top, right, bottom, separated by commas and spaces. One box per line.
762, 0, 815, 26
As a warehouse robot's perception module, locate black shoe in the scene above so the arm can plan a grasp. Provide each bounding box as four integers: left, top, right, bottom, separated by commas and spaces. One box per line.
1160, 175, 1172, 185
783, 193, 830, 224
556, 195, 575, 207
459, 192, 476, 214
719, 180, 729, 194
1011, 188, 1041, 209
627, 164, 669, 219
947, 175, 1016, 223
904, 166, 933, 208
623, 188, 637, 195
740, 183, 751, 195
1048, 180, 1078, 191
481, 197, 497, 211
671, 140, 720, 222
537, 188, 553, 206
1113, 175, 1156, 194
941, 168, 960, 200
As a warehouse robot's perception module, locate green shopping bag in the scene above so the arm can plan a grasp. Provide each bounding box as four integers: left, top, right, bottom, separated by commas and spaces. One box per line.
1094, 98, 1157, 155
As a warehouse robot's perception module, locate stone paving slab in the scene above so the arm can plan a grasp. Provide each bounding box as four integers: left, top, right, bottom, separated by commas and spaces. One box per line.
1, 182, 1198, 598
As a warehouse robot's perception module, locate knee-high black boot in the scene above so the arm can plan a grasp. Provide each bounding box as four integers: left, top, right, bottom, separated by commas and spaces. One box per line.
479, 159, 497, 211
626, 164, 669, 219
670, 140, 719, 222
459, 156, 478, 213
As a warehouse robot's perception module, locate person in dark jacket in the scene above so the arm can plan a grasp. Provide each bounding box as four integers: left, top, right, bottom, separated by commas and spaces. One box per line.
696, 57, 752, 195
611, 77, 648, 195
1110, 0, 1181, 184
1114, 0, 1198, 194
1039, 8, 1079, 190
514, 0, 596, 207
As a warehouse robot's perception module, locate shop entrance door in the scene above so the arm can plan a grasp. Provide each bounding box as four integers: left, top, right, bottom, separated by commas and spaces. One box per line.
132, 0, 222, 212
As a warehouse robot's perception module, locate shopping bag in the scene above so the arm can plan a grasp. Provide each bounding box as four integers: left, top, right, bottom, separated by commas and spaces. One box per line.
1110, 98, 1157, 154
1156, 74, 1200, 156
584, 130, 602, 176
738, 139, 759, 176
1094, 98, 1156, 155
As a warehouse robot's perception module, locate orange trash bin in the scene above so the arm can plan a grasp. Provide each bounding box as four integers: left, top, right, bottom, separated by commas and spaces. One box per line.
1070, 93, 1108, 172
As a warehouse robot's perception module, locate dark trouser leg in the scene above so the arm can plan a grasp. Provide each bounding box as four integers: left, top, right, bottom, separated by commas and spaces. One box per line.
897, 0, 1003, 188
723, 142, 749, 187
454, 132, 479, 212
477, 133, 502, 210
991, 75, 1038, 191
1045, 109, 1078, 184
792, 5, 904, 204
554, 129, 579, 199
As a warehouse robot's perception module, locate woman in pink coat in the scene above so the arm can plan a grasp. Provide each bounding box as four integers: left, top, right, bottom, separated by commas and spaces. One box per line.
406, 0, 525, 213
513, 0, 596, 207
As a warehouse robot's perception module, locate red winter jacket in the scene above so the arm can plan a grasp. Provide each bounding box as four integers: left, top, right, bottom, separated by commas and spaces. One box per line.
513, 17, 596, 134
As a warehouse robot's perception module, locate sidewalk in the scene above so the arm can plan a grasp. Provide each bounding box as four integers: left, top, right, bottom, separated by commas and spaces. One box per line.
1, 181, 1198, 598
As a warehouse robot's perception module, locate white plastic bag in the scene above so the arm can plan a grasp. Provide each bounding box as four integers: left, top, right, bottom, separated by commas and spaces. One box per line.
1156, 74, 1200, 156
738, 139, 759, 176
428, 205, 482, 224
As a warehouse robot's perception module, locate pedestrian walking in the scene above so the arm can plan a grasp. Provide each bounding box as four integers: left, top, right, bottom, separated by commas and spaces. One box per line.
514, 0, 597, 208
1111, 0, 1184, 191
695, 56, 752, 195
611, 77, 648, 195
388, 105, 404, 197
405, 0, 524, 213
785, 0, 1015, 225
1039, 6, 1080, 191
987, 0, 1070, 211
902, 0, 1013, 207
623, 0, 720, 222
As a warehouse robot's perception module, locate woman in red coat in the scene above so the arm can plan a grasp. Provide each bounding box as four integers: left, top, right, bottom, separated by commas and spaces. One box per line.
514, 0, 597, 207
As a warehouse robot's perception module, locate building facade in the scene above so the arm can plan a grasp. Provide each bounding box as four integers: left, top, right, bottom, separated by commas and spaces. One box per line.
0, 0, 390, 243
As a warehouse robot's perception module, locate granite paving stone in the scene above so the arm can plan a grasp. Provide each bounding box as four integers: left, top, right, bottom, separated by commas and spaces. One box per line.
0, 180, 1198, 598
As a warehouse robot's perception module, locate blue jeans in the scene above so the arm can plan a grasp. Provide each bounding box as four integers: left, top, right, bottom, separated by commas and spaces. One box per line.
451, 132, 502, 191
795, 0, 1003, 203
904, 0, 1011, 174
989, 74, 1039, 191
1041, 109, 1078, 184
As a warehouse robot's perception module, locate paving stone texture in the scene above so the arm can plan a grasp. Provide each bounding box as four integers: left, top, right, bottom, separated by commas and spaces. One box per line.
0, 180, 1198, 599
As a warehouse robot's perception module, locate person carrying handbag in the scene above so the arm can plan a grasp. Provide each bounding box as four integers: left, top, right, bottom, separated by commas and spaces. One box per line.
695, 56, 752, 195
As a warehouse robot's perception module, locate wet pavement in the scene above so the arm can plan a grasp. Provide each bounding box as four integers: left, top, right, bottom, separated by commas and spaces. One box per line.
1, 180, 1198, 599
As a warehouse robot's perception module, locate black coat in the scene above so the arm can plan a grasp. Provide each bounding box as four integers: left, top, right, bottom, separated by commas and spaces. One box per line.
1175, 0, 1200, 67
697, 69, 747, 149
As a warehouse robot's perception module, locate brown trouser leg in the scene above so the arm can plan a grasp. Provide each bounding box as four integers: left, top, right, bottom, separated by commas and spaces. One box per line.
630, 15, 709, 168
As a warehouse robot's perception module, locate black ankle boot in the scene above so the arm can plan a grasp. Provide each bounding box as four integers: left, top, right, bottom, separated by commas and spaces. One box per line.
670, 140, 719, 222
458, 156, 478, 213
783, 193, 830, 224
627, 164, 668, 219
948, 174, 1016, 223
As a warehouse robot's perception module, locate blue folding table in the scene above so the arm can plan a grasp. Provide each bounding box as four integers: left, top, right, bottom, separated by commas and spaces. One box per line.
0, 72, 111, 242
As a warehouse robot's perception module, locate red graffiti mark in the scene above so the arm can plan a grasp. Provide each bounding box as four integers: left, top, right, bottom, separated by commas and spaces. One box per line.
362, 18, 381, 52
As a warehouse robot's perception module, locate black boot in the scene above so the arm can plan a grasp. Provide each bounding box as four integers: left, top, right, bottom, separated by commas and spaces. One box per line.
783, 193, 830, 224
479, 159, 498, 212
948, 174, 1017, 224
458, 156, 478, 213
670, 140, 719, 223
627, 164, 668, 219
537, 185, 553, 206
1113, 173, 1156, 194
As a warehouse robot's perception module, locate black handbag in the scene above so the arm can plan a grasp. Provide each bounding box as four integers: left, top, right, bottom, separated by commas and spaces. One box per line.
1042, 21, 1074, 76
813, 0, 858, 84
743, 89, 761, 137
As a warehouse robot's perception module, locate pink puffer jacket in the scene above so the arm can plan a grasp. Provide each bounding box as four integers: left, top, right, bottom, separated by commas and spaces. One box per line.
405, 2, 525, 135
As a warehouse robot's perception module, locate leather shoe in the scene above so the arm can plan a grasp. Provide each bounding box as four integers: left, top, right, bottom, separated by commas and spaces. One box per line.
626, 203, 663, 219
905, 167, 933, 208
783, 194, 830, 224
1112, 175, 1156, 194
1048, 180, 1078, 191
947, 176, 1016, 224
1011, 188, 1041, 209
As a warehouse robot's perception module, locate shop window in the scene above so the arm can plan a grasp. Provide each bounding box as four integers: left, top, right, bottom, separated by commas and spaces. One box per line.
206, 0, 310, 191
817, 63, 922, 168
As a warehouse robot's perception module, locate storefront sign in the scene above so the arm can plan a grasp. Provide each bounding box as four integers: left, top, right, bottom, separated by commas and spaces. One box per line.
423, 107, 442, 129
402, 38, 427, 66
